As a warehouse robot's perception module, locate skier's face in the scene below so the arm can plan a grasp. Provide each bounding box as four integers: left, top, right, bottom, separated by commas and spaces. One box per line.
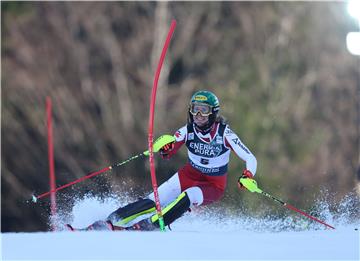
193, 112, 209, 127
190, 103, 212, 127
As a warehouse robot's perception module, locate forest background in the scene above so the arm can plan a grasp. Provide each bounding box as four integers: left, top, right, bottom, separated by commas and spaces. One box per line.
2, 1, 359, 232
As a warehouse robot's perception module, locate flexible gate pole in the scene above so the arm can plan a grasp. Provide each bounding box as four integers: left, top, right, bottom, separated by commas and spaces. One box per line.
46, 97, 57, 231
148, 19, 177, 231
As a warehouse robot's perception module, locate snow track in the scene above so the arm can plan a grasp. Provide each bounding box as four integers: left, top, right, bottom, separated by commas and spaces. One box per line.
2, 226, 359, 260
2, 194, 359, 260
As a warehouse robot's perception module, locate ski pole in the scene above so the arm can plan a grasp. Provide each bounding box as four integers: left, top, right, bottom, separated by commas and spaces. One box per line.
239, 178, 335, 229
31, 135, 175, 203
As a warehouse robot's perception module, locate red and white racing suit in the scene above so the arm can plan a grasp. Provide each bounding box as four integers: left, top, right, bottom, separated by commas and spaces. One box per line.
148, 122, 257, 207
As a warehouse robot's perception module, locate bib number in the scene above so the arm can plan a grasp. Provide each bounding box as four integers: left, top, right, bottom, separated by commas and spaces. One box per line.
200, 158, 209, 165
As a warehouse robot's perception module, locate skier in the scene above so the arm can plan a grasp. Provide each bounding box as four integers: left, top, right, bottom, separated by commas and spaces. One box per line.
68, 90, 257, 231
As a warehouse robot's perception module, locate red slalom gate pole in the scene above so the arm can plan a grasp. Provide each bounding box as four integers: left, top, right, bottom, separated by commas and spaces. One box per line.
46, 97, 57, 231
148, 19, 176, 231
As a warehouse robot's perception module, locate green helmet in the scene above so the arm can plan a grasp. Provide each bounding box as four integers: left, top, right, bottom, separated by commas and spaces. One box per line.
190, 90, 220, 109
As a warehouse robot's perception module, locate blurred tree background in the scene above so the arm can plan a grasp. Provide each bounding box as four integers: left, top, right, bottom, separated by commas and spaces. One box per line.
1, 1, 359, 232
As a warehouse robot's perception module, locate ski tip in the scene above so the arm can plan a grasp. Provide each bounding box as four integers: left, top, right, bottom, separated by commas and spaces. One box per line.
64, 224, 75, 231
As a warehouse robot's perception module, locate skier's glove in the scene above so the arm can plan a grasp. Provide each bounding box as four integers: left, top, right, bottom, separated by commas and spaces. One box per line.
160, 142, 175, 159
237, 169, 254, 190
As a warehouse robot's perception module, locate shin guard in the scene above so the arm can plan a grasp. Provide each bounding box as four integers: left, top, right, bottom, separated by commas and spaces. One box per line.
107, 198, 156, 226
151, 192, 190, 227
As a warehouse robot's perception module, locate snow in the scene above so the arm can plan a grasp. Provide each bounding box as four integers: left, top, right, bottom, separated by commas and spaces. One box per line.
2, 195, 359, 261
2, 227, 359, 260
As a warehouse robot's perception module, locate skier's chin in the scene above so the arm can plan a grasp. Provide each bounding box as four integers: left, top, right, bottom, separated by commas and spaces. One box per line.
194, 121, 207, 127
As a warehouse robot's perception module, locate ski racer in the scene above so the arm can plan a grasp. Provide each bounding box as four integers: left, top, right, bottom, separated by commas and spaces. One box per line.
73, 90, 257, 231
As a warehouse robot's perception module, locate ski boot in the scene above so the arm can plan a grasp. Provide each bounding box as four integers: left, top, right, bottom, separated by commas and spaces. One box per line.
126, 219, 158, 231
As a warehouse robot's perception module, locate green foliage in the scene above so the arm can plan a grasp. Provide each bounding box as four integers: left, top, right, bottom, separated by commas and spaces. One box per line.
2, 2, 31, 15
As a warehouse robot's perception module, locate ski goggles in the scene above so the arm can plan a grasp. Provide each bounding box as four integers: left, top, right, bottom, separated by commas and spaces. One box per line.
189, 103, 213, 117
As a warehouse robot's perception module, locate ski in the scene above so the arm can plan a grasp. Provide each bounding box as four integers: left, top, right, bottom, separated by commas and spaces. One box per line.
65, 220, 116, 232
64, 219, 157, 232
64, 224, 87, 232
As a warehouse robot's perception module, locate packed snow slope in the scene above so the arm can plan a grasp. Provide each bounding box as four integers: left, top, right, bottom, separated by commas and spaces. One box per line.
2, 195, 359, 260
2, 226, 359, 260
